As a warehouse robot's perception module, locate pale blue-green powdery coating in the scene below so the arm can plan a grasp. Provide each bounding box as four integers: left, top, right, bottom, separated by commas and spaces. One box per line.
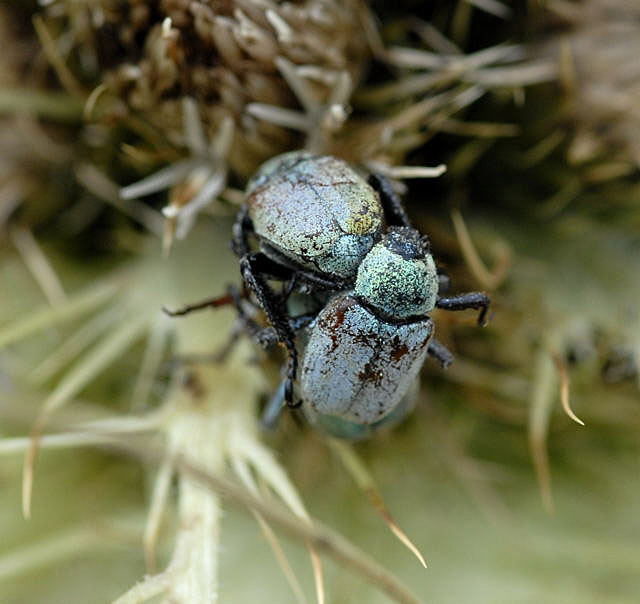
245, 150, 315, 194
300, 295, 433, 424
354, 243, 438, 318
302, 379, 419, 439
247, 152, 383, 279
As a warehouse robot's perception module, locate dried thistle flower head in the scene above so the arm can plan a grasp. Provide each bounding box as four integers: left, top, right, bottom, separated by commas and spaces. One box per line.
547, 0, 640, 168
11, 2, 637, 602
45, 0, 370, 176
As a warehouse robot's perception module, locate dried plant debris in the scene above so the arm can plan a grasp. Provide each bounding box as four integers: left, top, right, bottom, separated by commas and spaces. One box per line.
19, 1, 555, 243
543, 0, 640, 169
41, 0, 369, 171
3, 1, 640, 603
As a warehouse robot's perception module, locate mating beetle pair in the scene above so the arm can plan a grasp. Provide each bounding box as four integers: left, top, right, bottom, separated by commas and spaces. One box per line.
169, 152, 490, 438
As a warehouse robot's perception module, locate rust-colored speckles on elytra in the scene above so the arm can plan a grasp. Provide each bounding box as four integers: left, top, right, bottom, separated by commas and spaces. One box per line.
358, 357, 384, 386
390, 338, 410, 363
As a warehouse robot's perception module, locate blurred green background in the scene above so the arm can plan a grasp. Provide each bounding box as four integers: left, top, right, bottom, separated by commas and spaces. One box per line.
1, 1, 639, 602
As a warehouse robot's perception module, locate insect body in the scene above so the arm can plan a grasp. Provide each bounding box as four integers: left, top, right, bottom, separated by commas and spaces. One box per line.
243, 152, 383, 280
167, 152, 490, 436
300, 228, 437, 424
301, 294, 432, 420
258, 227, 466, 439
232, 152, 488, 410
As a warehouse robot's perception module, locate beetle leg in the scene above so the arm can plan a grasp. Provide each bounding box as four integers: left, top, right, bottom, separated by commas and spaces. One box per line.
368, 172, 412, 228
436, 292, 491, 326
260, 379, 306, 429
427, 338, 454, 368
280, 273, 299, 302
225, 284, 283, 350
246, 313, 316, 350
257, 240, 350, 292
292, 268, 351, 292
162, 285, 247, 365
231, 204, 253, 257
162, 292, 236, 317
260, 379, 287, 429
240, 252, 301, 407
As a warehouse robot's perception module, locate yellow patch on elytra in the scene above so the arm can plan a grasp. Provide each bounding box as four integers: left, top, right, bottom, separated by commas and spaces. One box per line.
345, 210, 381, 235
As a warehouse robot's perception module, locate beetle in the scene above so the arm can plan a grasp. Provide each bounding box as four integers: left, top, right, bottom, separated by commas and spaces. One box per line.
216, 280, 440, 440
258, 227, 465, 439
263, 371, 422, 440
227, 152, 489, 409
167, 152, 490, 427
300, 228, 442, 423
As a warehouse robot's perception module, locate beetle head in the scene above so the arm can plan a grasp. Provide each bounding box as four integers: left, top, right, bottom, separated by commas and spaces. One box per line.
354, 227, 438, 319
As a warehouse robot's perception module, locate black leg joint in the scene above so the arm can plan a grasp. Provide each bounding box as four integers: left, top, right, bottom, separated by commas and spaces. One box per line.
239, 252, 300, 406
427, 338, 454, 369
368, 172, 412, 228
284, 377, 302, 408
436, 292, 491, 326
162, 292, 235, 317
231, 204, 253, 258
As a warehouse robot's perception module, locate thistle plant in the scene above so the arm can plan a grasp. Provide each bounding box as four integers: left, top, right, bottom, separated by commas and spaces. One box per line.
1, 1, 640, 603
